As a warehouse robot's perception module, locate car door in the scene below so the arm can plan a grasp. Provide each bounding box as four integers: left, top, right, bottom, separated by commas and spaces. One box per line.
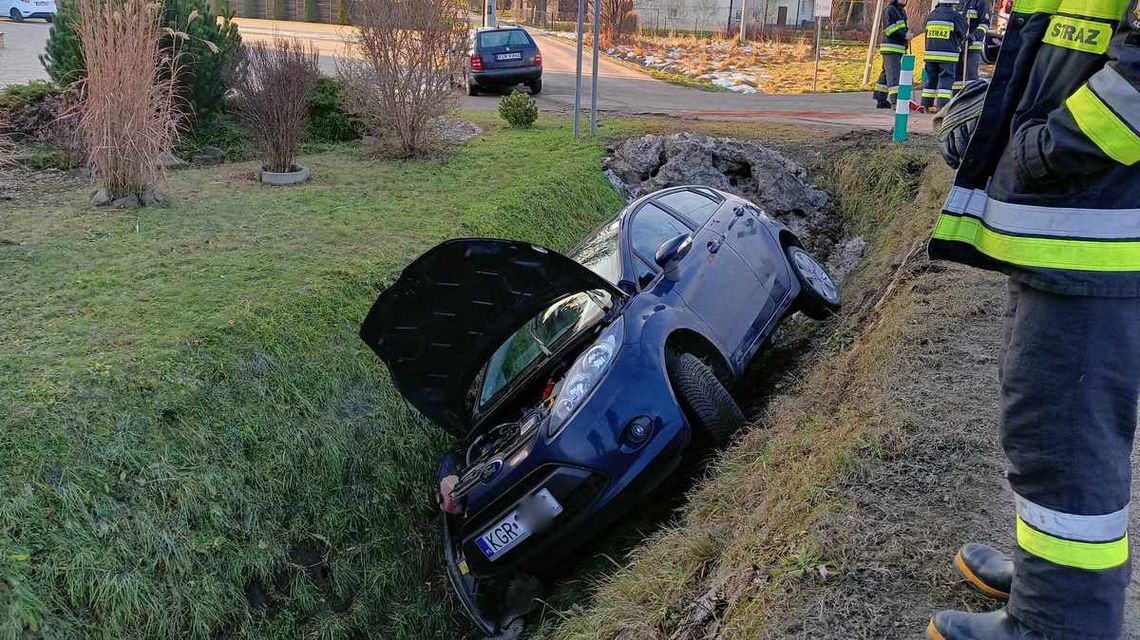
717, 202, 790, 344
628, 201, 768, 365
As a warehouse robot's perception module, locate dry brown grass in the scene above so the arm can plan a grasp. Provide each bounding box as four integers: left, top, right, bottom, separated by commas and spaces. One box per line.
76, 0, 182, 199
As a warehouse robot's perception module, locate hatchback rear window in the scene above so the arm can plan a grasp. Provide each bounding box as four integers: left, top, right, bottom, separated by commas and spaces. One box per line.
479, 30, 532, 48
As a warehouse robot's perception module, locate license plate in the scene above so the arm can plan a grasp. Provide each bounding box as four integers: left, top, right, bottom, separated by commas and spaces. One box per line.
496, 52, 523, 61
475, 488, 562, 560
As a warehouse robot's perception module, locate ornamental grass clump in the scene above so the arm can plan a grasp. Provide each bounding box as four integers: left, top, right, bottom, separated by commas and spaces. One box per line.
75, 0, 182, 202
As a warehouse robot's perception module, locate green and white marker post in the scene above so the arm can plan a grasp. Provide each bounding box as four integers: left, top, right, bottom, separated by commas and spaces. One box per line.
893, 54, 916, 143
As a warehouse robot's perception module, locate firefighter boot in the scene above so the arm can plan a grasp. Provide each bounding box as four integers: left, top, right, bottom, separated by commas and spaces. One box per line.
926, 609, 1047, 639
953, 542, 1011, 601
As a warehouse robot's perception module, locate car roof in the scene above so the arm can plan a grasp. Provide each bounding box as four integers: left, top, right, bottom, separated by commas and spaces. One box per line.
475, 26, 526, 32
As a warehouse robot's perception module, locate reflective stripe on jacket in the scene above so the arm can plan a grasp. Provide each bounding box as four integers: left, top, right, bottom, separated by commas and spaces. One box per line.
961, 0, 991, 49
925, 5, 970, 62
928, 0, 1140, 297
882, 2, 909, 54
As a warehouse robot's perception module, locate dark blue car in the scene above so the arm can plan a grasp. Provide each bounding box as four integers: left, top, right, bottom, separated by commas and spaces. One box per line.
360, 186, 840, 635
464, 26, 542, 96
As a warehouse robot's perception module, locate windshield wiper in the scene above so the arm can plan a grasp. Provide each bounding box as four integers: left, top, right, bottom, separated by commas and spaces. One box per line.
529, 320, 552, 356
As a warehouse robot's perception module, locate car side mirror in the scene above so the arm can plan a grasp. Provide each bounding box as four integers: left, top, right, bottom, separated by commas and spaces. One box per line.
654, 233, 692, 281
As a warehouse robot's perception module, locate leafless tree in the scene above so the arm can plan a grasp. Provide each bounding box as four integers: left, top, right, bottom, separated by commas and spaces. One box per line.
338, 0, 468, 157
75, 0, 182, 200
231, 39, 320, 173
590, 0, 636, 46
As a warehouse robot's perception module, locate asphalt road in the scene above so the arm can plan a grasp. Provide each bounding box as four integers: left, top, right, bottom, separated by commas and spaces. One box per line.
1, 17, 926, 130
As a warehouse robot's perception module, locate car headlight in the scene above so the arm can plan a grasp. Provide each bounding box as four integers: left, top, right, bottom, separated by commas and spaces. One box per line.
547, 316, 624, 437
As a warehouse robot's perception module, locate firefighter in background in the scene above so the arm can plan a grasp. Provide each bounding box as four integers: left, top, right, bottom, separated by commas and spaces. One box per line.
873, 0, 910, 108
953, 0, 990, 92
927, 0, 1140, 633
921, 0, 968, 112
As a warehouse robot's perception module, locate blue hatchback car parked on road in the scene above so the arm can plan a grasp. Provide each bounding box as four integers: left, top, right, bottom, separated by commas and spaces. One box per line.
360, 186, 840, 636
464, 26, 542, 96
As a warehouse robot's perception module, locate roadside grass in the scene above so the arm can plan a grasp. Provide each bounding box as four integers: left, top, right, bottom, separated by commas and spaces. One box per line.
535, 137, 951, 639
0, 117, 624, 638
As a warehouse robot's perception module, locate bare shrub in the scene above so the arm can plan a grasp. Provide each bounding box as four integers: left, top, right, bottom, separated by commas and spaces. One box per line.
338, 0, 467, 157
76, 0, 181, 200
230, 39, 320, 173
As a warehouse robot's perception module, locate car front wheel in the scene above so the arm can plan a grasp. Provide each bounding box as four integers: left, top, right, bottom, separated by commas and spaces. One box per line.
785, 245, 841, 320
667, 351, 744, 447
10, 7, 24, 20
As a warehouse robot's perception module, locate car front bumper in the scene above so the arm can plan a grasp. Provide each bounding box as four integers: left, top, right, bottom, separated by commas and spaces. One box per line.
470, 66, 541, 87
443, 514, 499, 636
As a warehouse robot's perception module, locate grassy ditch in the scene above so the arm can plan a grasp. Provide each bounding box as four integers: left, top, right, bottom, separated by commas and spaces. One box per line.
537, 136, 953, 639
0, 119, 624, 639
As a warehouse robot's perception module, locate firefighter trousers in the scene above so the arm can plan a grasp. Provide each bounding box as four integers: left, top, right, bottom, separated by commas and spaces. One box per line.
874, 52, 902, 106
1000, 279, 1140, 639
922, 60, 956, 109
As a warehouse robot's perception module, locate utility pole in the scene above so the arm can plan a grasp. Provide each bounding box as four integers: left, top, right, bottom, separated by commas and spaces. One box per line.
725, 0, 734, 37
739, 0, 748, 41
485, 0, 497, 27
590, 0, 601, 133
573, 0, 586, 135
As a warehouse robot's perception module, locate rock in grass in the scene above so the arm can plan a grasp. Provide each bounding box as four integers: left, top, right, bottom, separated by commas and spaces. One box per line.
194, 146, 223, 165
140, 186, 162, 205
90, 188, 112, 207
157, 150, 186, 169
112, 194, 140, 210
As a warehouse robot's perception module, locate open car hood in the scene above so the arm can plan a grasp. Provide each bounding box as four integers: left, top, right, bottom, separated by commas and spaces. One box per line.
360, 238, 625, 437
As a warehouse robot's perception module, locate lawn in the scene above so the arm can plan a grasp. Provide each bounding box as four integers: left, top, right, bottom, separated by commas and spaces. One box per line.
0, 117, 625, 639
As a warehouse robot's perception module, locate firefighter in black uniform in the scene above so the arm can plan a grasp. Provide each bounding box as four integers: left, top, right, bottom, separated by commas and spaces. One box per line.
922, 0, 969, 112
925, 0, 1140, 634
873, 0, 911, 108
954, 0, 990, 92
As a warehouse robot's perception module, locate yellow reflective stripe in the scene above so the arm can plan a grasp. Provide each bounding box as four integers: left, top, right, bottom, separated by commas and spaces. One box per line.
881, 43, 907, 53
1013, 0, 1060, 14
884, 20, 907, 34
933, 214, 1140, 270
1056, 0, 1127, 20
926, 52, 961, 61
1017, 517, 1128, 570
1067, 85, 1140, 165
1042, 15, 1113, 54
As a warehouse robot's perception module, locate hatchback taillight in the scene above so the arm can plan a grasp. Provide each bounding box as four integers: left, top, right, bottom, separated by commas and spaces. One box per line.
470, 54, 484, 71
535, 50, 542, 67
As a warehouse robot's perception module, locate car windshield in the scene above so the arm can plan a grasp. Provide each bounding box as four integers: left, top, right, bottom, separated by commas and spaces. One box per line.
475, 220, 621, 409
479, 29, 531, 47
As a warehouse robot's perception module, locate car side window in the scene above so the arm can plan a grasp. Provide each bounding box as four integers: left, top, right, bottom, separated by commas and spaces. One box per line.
634, 257, 655, 288
630, 203, 692, 274
655, 190, 719, 227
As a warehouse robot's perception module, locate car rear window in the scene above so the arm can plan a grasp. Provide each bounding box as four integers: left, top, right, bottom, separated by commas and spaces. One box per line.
479, 29, 532, 48
654, 190, 719, 226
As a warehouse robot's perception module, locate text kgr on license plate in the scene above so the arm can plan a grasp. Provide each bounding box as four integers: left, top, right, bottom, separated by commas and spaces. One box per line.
475, 488, 562, 560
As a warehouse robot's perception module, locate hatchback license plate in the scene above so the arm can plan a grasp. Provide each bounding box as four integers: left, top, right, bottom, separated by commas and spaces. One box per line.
475, 488, 562, 560
496, 52, 523, 61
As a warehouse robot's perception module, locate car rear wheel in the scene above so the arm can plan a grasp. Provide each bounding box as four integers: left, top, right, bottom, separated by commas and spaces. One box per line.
667, 351, 744, 447
528, 79, 542, 95
10, 8, 24, 21
785, 245, 841, 320
466, 80, 478, 96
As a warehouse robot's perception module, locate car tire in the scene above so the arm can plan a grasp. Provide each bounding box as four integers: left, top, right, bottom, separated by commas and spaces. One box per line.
10, 7, 24, 21
785, 245, 841, 320
467, 80, 478, 96
44, 14, 53, 22
528, 79, 542, 95
667, 351, 744, 447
